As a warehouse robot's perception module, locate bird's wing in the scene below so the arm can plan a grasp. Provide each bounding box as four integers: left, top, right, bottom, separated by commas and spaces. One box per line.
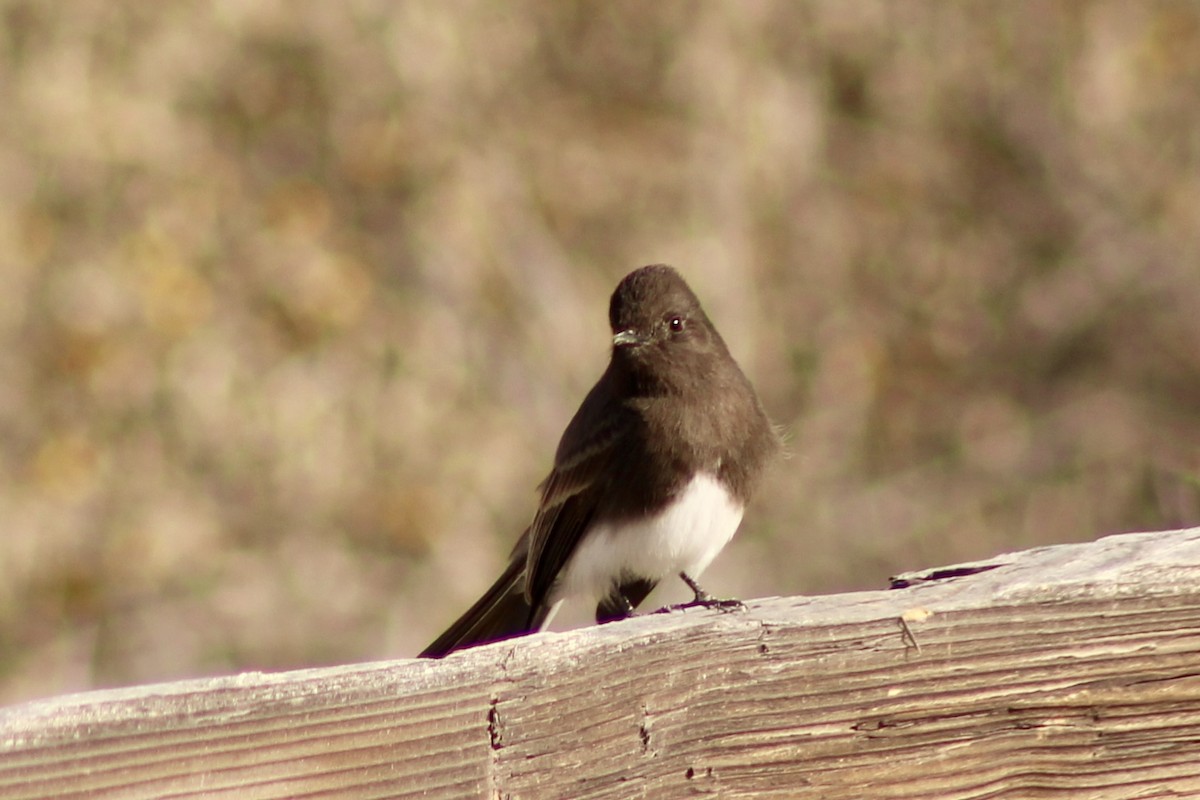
525, 388, 636, 607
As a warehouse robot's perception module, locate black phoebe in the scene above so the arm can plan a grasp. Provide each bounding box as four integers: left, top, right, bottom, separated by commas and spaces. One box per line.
420, 264, 779, 658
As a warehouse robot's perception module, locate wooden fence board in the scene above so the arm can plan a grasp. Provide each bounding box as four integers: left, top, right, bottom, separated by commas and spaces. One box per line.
3, 528, 1200, 798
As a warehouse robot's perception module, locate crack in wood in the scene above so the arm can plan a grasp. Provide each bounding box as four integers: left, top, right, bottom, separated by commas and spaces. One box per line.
488, 696, 503, 751
639, 703, 652, 755
889, 563, 1005, 589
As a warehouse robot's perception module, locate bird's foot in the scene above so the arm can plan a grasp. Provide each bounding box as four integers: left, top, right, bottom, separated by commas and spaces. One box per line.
652, 572, 745, 615
653, 597, 744, 615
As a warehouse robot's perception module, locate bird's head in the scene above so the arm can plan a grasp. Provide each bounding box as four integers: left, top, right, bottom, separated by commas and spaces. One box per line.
607, 265, 728, 386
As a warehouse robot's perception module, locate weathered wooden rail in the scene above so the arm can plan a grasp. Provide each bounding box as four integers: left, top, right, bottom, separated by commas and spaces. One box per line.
3, 528, 1200, 799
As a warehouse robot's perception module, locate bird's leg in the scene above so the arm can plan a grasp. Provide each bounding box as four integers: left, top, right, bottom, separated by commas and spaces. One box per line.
595, 592, 637, 623
679, 572, 746, 612
596, 578, 656, 623
653, 572, 746, 614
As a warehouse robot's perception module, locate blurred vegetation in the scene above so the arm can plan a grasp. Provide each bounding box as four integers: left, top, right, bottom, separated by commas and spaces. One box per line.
1, 1, 1198, 704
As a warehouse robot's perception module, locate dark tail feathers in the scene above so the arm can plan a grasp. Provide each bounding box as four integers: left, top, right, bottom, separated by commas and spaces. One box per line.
419, 556, 550, 658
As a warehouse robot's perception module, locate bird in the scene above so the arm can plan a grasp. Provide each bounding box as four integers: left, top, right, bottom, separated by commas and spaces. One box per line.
420, 264, 779, 658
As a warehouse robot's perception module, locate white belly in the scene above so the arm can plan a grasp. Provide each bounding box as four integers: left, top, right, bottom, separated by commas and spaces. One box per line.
551, 473, 744, 610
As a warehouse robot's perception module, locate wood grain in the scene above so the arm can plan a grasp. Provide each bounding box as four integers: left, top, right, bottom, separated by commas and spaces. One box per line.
3, 528, 1200, 799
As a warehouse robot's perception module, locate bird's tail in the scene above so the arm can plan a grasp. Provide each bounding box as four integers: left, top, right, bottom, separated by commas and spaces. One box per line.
419, 555, 551, 658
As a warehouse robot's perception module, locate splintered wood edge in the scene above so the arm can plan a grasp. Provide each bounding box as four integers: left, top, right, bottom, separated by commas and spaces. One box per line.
1, 527, 1199, 800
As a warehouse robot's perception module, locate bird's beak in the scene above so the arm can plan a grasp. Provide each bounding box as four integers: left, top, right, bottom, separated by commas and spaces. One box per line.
612, 329, 648, 348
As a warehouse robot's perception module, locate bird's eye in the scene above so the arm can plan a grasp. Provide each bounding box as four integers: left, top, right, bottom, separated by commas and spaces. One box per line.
668, 316, 685, 334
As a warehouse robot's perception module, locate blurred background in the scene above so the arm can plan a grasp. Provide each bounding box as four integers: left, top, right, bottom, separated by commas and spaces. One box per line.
1, 1, 1198, 705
